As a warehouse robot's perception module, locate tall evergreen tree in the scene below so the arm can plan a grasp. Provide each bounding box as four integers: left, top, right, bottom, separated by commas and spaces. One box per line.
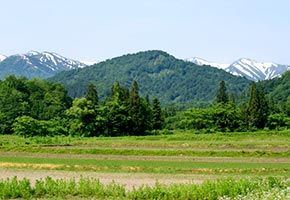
247, 82, 269, 129
256, 84, 269, 128
151, 97, 164, 130
248, 82, 259, 128
85, 83, 98, 106
82, 83, 99, 136
129, 80, 146, 135
216, 80, 228, 104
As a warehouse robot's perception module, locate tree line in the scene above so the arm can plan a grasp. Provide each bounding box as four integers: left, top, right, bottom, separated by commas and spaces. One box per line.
167, 80, 290, 132
0, 76, 164, 137
1, 76, 289, 137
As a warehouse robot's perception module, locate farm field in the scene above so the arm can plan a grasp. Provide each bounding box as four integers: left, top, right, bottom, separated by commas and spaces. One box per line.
1, 130, 290, 199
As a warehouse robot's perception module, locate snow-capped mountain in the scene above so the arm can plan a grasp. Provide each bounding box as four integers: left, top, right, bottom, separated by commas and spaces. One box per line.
0, 51, 87, 79
186, 57, 229, 70
187, 57, 290, 81
0, 55, 7, 62
225, 58, 290, 81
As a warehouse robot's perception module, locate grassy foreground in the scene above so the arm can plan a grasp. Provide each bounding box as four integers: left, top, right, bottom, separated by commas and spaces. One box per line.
1, 176, 290, 200
1, 131, 290, 175
1, 130, 290, 199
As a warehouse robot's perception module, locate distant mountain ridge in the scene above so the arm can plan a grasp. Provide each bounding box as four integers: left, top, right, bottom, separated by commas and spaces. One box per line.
49, 50, 251, 104
187, 57, 290, 81
0, 51, 87, 79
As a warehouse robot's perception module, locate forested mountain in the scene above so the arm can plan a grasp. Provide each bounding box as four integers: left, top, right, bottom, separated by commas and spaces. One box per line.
263, 71, 290, 103
50, 50, 251, 105
0, 51, 86, 79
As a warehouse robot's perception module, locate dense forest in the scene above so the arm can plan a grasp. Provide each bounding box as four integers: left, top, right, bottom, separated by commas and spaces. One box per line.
49, 50, 251, 106
0, 76, 164, 137
1, 74, 290, 138
166, 80, 290, 132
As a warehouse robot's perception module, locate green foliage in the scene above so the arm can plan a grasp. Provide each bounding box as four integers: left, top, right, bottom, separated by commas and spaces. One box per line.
0, 76, 71, 134
12, 116, 67, 137
179, 107, 215, 130
264, 71, 290, 104
212, 103, 242, 132
85, 83, 98, 106
65, 98, 98, 137
216, 80, 229, 104
50, 50, 251, 105
102, 97, 130, 136
247, 82, 269, 129
129, 81, 150, 135
0, 177, 289, 199
152, 97, 164, 130
267, 113, 290, 130
64, 81, 160, 137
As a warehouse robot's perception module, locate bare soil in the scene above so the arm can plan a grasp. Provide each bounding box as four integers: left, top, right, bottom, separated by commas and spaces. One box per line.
2, 152, 290, 163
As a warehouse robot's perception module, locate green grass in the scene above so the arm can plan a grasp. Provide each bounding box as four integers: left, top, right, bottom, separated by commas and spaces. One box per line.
0, 131, 290, 175
2, 130, 290, 149
1, 145, 290, 158
0, 176, 289, 199
1, 131, 290, 198
1, 130, 290, 158
1, 155, 290, 175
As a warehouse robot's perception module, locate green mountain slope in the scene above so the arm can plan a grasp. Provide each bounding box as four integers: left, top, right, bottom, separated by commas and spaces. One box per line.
263, 71, 290, 103
49, 50, 251, 104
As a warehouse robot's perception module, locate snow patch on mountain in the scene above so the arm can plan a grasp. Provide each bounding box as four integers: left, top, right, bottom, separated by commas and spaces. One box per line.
0, 55, 7, 62
186, 57, 229, 69
187, 57, 290, 81
0, 51, 88, 79
227, 58, 290, 81
81, 61, 98, 66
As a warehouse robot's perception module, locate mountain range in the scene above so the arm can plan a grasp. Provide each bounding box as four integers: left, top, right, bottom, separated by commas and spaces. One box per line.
49, 50, 251, 105
0, 51, 87, 79
2, 50, 290, 104
1, 50, 289, 82
187, 57, 290, 81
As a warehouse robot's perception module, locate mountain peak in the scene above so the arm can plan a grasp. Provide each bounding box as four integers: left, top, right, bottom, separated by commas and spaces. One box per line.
27, 50, 40, 56
0, 51, 87, 79
188, 56, 290, 81
0, 54, 7, 62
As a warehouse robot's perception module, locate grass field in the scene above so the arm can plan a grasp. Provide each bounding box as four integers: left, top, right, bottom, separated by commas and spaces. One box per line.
1, 130, 290, 199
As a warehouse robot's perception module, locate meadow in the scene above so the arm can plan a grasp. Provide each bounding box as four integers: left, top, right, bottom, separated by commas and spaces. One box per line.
1, 130, 290, 199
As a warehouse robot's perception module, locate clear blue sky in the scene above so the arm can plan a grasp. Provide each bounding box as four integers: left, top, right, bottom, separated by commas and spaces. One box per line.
1, 0, 290, 64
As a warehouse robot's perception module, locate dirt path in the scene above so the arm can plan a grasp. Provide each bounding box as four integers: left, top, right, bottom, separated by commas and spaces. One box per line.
1, 152, 290, 163
0, 168, 209, 190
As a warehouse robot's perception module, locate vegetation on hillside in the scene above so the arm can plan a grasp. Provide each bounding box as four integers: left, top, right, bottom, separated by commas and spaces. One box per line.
0, 76, 164, 137
263, 70, 290, 104
49, 50, 251, 105
1, 75, 290, 137
166, 81, 290, 132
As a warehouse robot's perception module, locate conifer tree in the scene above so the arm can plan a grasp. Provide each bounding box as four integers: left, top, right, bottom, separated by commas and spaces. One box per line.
248, 82, 259, 128
216, 80, 228, 104
83, 83, 100, 136
247, 82, 269, 129
256, 84, 269, 128
129, 80, 146, 135
85, 83, 98, 106
151, 97, 164, 130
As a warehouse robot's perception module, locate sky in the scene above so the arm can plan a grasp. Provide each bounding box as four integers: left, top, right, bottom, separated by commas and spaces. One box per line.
1, 0, 290, 64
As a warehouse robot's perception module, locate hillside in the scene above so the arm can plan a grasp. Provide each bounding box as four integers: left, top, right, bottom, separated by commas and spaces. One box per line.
50, 50, 251, 105
263, 71, 290, 103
